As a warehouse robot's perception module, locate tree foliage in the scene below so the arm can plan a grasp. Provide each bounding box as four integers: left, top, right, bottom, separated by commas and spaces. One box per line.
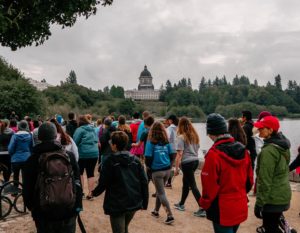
66, 70, 77, 84
0, 0, 113, 50
0, 57, 45, 118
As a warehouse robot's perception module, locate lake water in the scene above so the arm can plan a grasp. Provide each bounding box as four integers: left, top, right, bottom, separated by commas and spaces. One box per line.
193, 119, 300, 161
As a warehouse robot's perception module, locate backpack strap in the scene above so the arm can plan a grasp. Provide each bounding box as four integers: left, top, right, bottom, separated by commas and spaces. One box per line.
77, 213, 87, 233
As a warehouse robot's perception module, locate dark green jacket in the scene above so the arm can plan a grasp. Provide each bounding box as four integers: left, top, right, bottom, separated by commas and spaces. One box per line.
256, 133, 291, 212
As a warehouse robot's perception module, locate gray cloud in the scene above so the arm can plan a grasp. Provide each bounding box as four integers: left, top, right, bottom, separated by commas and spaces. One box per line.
1, 0, 300, 90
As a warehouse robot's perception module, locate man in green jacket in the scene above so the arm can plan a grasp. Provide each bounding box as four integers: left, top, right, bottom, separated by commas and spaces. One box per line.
254, 116, 291, 233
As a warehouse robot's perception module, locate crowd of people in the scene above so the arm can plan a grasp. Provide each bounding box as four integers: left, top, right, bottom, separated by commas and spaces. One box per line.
0, 110, 299, 233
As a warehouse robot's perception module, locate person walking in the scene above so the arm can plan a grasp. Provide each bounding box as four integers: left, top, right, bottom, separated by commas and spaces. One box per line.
174, 117, 206, 217
0, 119, 14, 183
66, 112, 78, 138
8, 120, 33, 188
165, 114, 178, 188
90, 131, 148, 233
144, 121, 176, 224
241, 110, 257, 169
254, 116, 291, 233
73, 115, 98, 200
228, 118, 247, 146
116, 115, 132, 151
200, 113, 253, 233
50, 118, 79, 161
23, 122, 82, 233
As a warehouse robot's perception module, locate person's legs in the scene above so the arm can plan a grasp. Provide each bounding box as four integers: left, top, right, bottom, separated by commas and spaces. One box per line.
179, 164, 190, 205
152, 170, 172, 217
1, 154, 11, 182
110, 214, 126, 233
262, 212, 282, 233
124, 211, 136, 233
85, 158, 98, 197
12, 162, 21, 186
35, 217, 76, 233
212, 222, 239, 233
189, 161, 201, 203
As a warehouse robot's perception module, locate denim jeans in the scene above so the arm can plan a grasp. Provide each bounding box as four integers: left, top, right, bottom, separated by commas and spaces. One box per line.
213, 222, 239, 233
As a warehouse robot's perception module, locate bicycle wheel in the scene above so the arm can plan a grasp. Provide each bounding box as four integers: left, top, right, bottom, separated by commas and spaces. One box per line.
0, 195, 13, 219
13, 193, 26, 213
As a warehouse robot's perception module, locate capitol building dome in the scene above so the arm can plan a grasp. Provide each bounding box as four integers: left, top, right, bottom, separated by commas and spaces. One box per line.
125, 65, 160, 100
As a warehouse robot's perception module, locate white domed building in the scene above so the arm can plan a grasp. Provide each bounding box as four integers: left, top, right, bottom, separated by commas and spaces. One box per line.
125, 65, 160, 100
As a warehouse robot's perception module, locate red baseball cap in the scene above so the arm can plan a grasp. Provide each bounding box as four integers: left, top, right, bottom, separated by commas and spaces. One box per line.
254, 116, 280, 132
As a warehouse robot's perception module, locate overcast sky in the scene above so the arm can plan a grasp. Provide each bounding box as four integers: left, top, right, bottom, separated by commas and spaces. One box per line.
1, 0, 300, 90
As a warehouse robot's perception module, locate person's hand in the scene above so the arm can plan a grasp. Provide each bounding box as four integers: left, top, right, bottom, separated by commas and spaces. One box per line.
131, 143, 137, 147
174, 168, 180, 176
254, 204, 263, 219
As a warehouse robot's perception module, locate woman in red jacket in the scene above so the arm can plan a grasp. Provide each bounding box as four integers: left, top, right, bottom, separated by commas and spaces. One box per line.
200, 113, 253, 233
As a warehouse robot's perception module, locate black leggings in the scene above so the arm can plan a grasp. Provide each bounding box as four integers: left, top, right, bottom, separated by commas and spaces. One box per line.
12, 162, 26, 186
262, 212, 282, 233
0, 154, 11, 182
179, 160, 201, 206
78, 158, 98, 178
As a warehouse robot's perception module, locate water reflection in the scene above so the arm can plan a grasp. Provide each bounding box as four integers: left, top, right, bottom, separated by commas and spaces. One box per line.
194, 119, 300, 160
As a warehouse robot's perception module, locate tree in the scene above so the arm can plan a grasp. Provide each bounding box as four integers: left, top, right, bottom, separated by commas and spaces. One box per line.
254, 79, 258, 87
41, 78, 46, 83
199, 77, 206, 91
0, 0, 113, 50
274, 74, 282, 90
66, 70, 77, 84
110, 85, 124, 98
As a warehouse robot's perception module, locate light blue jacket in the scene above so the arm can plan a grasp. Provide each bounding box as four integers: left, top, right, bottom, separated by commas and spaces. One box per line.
8, 131, 33, 163
73, 125, 99, 159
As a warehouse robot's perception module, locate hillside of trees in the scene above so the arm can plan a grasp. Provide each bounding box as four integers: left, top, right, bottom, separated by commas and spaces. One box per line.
1, 56, 300, 120
160, 75, 300, 119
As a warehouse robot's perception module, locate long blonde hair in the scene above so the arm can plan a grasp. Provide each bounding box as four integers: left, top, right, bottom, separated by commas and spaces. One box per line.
177, 117, 200, 145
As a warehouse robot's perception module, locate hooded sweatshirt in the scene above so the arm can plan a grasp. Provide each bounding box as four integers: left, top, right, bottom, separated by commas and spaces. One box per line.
8, 131, 33, 163
200, 136, 253, 226
92, 151, 149, 216
255, 132, 291, 212
73, 124, 99, 159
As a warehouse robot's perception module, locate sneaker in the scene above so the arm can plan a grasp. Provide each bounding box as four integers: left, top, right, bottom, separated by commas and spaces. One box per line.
174, 203, 185, 211
86, 195, 94, 201
151, 211, 159, 218
193, 209, 206, 217
165, 183, 172, 189
256, 226, 265, 233
164, 216, 174, 225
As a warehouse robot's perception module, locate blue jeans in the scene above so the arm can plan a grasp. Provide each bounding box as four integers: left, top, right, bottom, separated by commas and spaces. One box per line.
213, 222, 239, 233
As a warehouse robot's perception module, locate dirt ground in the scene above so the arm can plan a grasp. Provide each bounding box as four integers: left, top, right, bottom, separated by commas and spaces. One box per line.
2, 171, 300, 233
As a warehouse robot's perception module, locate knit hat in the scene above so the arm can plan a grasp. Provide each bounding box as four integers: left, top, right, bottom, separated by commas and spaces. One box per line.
257, 111, 272, 122
18, 120, 29, 132
254, 116, 280, 132
38, 122, 57, 141
206, 113, 227, 135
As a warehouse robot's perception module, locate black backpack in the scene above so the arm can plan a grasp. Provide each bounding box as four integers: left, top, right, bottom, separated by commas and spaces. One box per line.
35, 150, 76, 217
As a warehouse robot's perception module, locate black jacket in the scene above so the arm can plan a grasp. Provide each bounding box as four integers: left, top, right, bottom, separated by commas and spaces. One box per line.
22, 141, 82, 221
92, 151, 149, 216
100, 126, 116, 155
0, 129, 14, 152
243, 121, 257, 160
66, 120, 78, 138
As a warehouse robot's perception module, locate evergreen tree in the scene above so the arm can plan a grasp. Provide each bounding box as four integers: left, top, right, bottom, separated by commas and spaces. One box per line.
199, 77, 207, 91
274, 74, 282, 90
66, 70, 77, 84
254, 79, 258, 87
